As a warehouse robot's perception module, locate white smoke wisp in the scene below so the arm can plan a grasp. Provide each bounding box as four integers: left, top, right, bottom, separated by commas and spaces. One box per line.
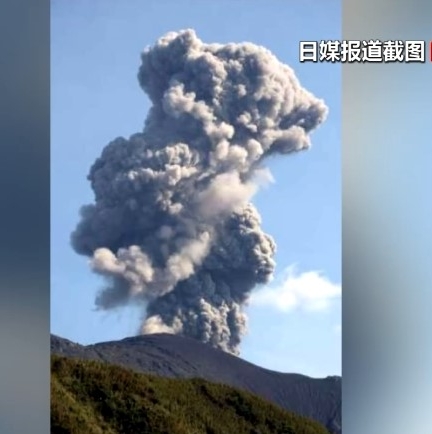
71, 29, 328, 355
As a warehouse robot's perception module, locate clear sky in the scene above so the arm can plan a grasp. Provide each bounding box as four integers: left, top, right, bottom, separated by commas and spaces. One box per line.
51, 0, 341, 378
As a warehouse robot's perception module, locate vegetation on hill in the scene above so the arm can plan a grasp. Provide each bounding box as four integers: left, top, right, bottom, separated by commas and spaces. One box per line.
51, 355, 330, 434
51, 334, 341, 434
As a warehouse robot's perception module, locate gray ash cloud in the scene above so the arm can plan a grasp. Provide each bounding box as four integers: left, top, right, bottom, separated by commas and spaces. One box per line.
71, 29, 328, 355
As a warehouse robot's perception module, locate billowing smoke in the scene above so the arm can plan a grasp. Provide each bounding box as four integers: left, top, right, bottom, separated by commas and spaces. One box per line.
71, 29, 328, 355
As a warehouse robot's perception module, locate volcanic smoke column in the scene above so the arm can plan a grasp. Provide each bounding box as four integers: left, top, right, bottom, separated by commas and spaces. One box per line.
71, 29, 328, 355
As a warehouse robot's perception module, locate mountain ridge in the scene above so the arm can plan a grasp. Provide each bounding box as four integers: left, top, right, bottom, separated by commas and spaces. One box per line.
51, 333, 341, 434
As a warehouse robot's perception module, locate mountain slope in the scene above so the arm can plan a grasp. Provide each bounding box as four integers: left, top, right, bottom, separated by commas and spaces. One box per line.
51, 355, 330, 434
51, 333, 341, 434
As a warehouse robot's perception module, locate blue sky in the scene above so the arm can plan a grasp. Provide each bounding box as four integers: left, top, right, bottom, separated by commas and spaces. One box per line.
51, 0, 341, 377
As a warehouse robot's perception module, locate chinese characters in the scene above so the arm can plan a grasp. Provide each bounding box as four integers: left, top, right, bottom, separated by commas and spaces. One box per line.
300, 40, 427, 63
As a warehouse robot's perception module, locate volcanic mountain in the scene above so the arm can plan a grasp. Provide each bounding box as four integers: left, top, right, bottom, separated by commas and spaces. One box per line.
51, 333, 341, 434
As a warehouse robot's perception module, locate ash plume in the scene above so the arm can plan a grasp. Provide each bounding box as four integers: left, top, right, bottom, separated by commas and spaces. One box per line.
71, 29, 328, 355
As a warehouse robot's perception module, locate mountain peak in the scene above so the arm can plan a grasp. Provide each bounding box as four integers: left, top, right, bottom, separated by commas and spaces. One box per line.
51, 333, 341, 433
